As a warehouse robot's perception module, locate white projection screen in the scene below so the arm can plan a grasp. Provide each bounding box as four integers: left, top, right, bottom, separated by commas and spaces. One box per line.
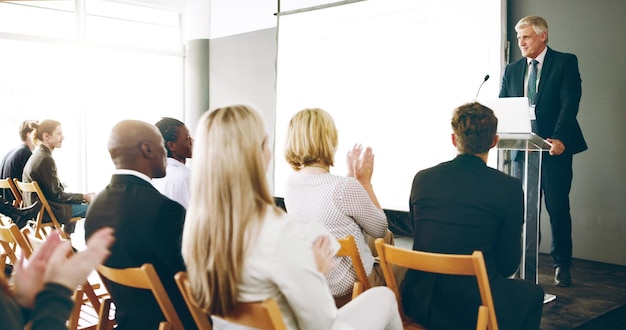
274, 0, 506, 211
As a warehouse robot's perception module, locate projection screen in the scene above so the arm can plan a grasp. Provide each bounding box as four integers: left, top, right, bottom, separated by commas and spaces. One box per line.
274, 0, 506, 211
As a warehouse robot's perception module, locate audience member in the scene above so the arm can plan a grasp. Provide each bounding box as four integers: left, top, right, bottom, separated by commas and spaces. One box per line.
0, 197, 41, 229
283, 108, 395, 307
0, 227, 113, 330
182, 104, 402, 329
84, 119, 196, 330
152, 117, 193, 209
402, 102, 544, 330
1, 119, 38, 203
22, 119, 94, 236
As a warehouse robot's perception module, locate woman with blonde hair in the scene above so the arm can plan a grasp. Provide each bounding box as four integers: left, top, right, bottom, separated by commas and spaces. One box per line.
283, 108, 394, 307
182, 105, 401, 329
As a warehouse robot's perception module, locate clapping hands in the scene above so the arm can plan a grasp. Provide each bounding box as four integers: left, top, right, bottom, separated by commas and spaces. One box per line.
346, 143, 375, 185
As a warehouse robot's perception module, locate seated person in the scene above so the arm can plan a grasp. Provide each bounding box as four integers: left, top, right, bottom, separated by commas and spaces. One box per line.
0, 227, 113, 330
402, 102, 544, 330
22, 119, 94, 235
84, 120, 196, 330
182, 104, 402, 329
283, 108, 393, 307
1, 119, 37, 203
152, 117, 193, 209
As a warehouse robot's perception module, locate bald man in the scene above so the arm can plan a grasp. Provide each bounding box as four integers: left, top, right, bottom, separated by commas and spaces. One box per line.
84, 120, 196, 330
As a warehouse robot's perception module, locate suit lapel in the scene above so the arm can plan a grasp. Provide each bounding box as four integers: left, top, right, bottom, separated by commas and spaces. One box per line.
536, 47, 554, 104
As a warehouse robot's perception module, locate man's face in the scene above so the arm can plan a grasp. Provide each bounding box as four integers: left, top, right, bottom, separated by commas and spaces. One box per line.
45, 126, 64, 149
172, 125, 193, 159
517, 25, 547, 59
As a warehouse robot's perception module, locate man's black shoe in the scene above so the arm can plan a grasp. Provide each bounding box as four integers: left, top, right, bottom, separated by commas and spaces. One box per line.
14, 202, 42, 229
554, 267, 571, 287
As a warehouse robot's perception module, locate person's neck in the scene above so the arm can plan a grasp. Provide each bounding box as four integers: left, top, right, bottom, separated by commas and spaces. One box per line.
300, 162, 330, 174
25, 141, 35, 152
41, 143, 54, 152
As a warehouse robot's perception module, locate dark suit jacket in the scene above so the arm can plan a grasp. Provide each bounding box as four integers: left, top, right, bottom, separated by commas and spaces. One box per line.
500, 47, 587, 154
0, 144, 32, 202
84, 174, 196, 330
22, 145, 84, 221
402, 155, 527, 329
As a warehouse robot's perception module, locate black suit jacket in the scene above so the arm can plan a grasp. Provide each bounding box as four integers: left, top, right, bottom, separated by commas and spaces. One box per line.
500, 47, 587, 154
22, 145, 84, 221
84, 174, 196, 330
402, 155, 525, 329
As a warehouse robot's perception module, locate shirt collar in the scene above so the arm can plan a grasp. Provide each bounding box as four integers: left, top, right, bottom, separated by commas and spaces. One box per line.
114, 169, 152, 183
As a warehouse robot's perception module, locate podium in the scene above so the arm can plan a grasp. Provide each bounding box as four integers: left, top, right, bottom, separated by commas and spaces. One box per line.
496, 133, 552, 283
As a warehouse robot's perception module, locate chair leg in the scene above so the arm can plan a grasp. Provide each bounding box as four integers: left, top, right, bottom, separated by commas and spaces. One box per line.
68, 287, 85, 330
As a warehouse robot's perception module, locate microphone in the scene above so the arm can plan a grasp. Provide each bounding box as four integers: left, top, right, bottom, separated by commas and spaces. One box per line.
474, 74, 490, 100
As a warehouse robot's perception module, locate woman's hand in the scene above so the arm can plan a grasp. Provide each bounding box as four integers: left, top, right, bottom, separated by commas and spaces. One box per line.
45, 227, 114, 290
312, 235, 336, 276
346, 144, 363, 177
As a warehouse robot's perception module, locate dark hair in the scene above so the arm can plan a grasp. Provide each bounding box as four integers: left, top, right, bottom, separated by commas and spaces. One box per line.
155, 117, 185, 157
451, 102, 498, 154
19, 120, 38, 142
33, 119, 61, 144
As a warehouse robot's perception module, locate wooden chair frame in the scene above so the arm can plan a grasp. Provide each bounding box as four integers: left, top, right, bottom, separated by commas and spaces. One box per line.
0, 178, 22, 208
336, 235, 370, 299
96, 263, 184, 330
0, 223, 32, 266
23, 227, 106, 330
13, 179, 81, 239
375, 238, 498, 330
221, 298, 287, 330
174, 271, 213, 329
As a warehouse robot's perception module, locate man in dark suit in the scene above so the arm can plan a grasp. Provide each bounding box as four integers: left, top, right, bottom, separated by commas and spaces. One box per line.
84, 120, 196, 330
500, 15, 587, 287
402, 103, 544, 330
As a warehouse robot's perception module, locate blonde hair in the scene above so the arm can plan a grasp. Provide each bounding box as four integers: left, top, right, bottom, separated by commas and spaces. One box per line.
182, 104, 280, 316
33, 119, 61, 144
515, 15, 549, 43
284, 108, 338, 170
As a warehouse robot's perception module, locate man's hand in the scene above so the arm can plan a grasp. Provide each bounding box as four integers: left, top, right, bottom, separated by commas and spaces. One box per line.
547, 138, 565, 155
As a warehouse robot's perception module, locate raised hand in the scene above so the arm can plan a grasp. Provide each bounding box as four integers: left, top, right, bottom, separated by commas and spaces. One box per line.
312, 235, 336, 276
346, 143, 363, 177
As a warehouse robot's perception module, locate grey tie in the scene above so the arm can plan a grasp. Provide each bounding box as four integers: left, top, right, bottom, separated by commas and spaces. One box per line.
528, 59, 539, 105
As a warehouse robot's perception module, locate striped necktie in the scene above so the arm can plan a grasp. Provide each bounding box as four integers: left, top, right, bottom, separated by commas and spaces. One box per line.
528, 59, 539, 105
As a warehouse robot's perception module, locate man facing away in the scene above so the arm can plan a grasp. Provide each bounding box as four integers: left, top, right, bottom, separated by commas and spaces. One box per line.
402, 103, 544, 330
1, 120, 38, 203
152, 117, 193, 209
500, 15, 587, 287
84, 120, 196, 330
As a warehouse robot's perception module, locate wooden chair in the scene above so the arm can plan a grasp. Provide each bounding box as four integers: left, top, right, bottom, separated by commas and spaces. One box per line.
0, 178, 22, 207
13, 179, 81, 239
173, 271, 213, 329
220, 298, 287, 330
375, 238, 498, 330
23, 227, 106, 330
336, 235, 370, 299
96, 263, 184, 330
0, 223, 32, 267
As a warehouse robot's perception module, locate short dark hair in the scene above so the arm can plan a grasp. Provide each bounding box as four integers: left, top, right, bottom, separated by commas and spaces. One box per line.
451, 102, 498, 154
155, 117, 185, 157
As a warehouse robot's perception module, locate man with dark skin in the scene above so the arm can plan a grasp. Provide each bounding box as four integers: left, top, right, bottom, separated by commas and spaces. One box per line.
84, 120, 196, 330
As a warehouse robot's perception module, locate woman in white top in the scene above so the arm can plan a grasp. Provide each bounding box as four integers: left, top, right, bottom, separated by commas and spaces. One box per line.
181, 105, 401, 330
283, 108, 395, 307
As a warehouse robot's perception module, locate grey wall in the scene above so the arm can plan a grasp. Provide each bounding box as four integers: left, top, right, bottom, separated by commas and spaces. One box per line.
205, 1, 626, 266
507, 1, 626, 265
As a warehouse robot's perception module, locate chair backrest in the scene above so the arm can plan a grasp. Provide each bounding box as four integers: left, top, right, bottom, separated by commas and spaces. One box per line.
0, 178, 22, 207
13, 179, 78, 239
375, 238, 498, 330
0, 223, 33, 265
96, 263, 184, 330
173, 271, 213, 329
336, 235, 370, 298
221, 299, 287, 330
